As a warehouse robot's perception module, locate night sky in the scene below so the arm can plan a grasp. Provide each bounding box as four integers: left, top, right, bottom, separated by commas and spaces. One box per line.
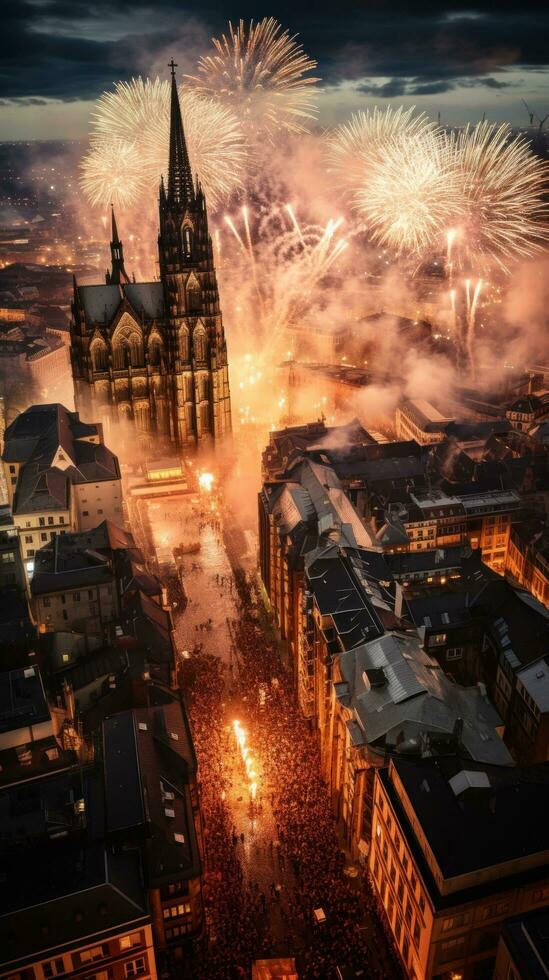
1, 1, 548, 138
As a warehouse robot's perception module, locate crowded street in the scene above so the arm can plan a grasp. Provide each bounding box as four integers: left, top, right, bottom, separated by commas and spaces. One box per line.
147, 483, 403, 979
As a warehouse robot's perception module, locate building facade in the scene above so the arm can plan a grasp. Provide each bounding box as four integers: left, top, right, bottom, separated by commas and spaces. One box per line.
1, 403, 122, 577
370, 757, 549, 980
70, 68, 232, 451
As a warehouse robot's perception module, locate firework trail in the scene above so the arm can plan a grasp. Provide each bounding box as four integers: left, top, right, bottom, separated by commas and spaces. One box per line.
221, 204, 348, 360
80, 77, 246, 211
187, 18, 320, 141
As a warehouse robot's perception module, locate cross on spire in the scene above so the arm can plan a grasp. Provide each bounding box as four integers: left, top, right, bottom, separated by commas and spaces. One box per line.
166, 60, 195, 207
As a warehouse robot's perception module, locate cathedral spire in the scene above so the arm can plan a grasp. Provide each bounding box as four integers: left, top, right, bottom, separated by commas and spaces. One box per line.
167, 59, 195, 208
106, 204, 129, 285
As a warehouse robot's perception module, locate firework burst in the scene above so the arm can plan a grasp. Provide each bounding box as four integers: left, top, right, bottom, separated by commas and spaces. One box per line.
80, 77, 246, 210
187, 17, 320, 139
326, 106, 435, 203
357, 130, 460, 255
449, 121, 549, 271
79, 139, 146, 209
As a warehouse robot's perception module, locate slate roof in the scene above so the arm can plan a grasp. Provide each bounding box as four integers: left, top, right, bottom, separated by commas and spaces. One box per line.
337, 631, 512, 765
0, 665, 49, 735
77, 281, 164, 324
0, 768, 149, 968
386, 755, 549, 881
2, 404, 120, 517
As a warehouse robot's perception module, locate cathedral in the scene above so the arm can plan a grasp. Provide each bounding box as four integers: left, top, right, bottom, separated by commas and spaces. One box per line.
70, 63, 232, 451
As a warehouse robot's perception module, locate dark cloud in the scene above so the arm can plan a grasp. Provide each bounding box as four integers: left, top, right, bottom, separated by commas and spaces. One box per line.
0, 1, 547, 102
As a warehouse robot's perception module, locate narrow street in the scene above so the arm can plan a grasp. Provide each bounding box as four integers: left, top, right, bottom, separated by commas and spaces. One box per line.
149, 487, 402, 979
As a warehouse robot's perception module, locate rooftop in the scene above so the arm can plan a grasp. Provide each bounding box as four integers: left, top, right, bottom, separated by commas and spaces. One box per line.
386, 755, 549, 883
0, 665, 49, 735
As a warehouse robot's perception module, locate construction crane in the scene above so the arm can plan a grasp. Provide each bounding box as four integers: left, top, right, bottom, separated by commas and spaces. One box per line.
521, 98, 549, 133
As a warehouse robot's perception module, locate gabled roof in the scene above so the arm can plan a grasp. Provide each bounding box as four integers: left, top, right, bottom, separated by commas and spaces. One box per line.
77, 282, 164, 324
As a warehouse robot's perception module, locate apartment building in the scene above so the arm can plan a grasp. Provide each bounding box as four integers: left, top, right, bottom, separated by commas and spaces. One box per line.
370, 756, 549, 980
1, 403, 122, 576
395, 399, 454, 446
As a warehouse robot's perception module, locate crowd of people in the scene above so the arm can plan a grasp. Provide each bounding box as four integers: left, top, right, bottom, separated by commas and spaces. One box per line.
174, 555, 403, 980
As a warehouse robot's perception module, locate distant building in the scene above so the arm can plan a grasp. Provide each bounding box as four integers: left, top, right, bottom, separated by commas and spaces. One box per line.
506, 393, 548, 431
505, 518, 549, 608
370, 756, 549, 979
395, 399, 454, 446
1, 403, 122, 576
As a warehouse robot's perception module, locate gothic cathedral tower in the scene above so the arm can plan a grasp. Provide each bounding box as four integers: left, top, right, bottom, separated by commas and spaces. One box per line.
159, 62, 232, 448
70, 62, 232, 452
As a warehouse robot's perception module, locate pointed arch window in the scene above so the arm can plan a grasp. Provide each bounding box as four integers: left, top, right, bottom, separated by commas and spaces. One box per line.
91, 342, 108, 372
179, 324, 190, 362
183, 226, 192, 259
149, 336, 163, 367
187, 284, 200, 313
193, 326, 207, 363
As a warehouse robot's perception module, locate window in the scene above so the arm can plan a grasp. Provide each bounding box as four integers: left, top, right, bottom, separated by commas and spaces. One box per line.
62, 610, 68, 621
411, 872, 417, 893
97, 509, 103, 515
43, 960, 65, 978
389, 863, 396, 884
25, 535, 33, 544
395, 832, 401, 852
405, 899, 412, 927
443, 913, 471, 931
419, 893, 425, 915
533, 886, 549, 903
27, 549, 35, 558
62, 654, 69, 663
88, 590, 94, 600
395, 915, 402, 943
163, 903, 191, 920
43, 597, 51, 607
397, 878, 404, 903
73, 592, 81, 602
413, 921, 421, 947
59, 516, 64, 524
119, 934, 141, 951
9, 465, 15, 473
439, 936, 466, 964
402, 935, 410, 962
41, 532, 48, 542
80, 947, 105, 964
402, 854, 409, 873
447, 648, 464, 661
48, 516, 54, 525
39, 517, 45, 527
82, 510, 89, 517
483, 901, 509, 920
429, 633, 447, 647
124, 959, 146, 979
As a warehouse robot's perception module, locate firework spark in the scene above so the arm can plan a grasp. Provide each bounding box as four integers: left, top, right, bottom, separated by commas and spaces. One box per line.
449, 121, 549, 271
80, 77, 246, 210
187, 17, 319, 140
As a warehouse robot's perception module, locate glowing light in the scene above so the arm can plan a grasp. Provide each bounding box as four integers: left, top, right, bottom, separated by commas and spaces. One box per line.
198, 472, 215, 492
